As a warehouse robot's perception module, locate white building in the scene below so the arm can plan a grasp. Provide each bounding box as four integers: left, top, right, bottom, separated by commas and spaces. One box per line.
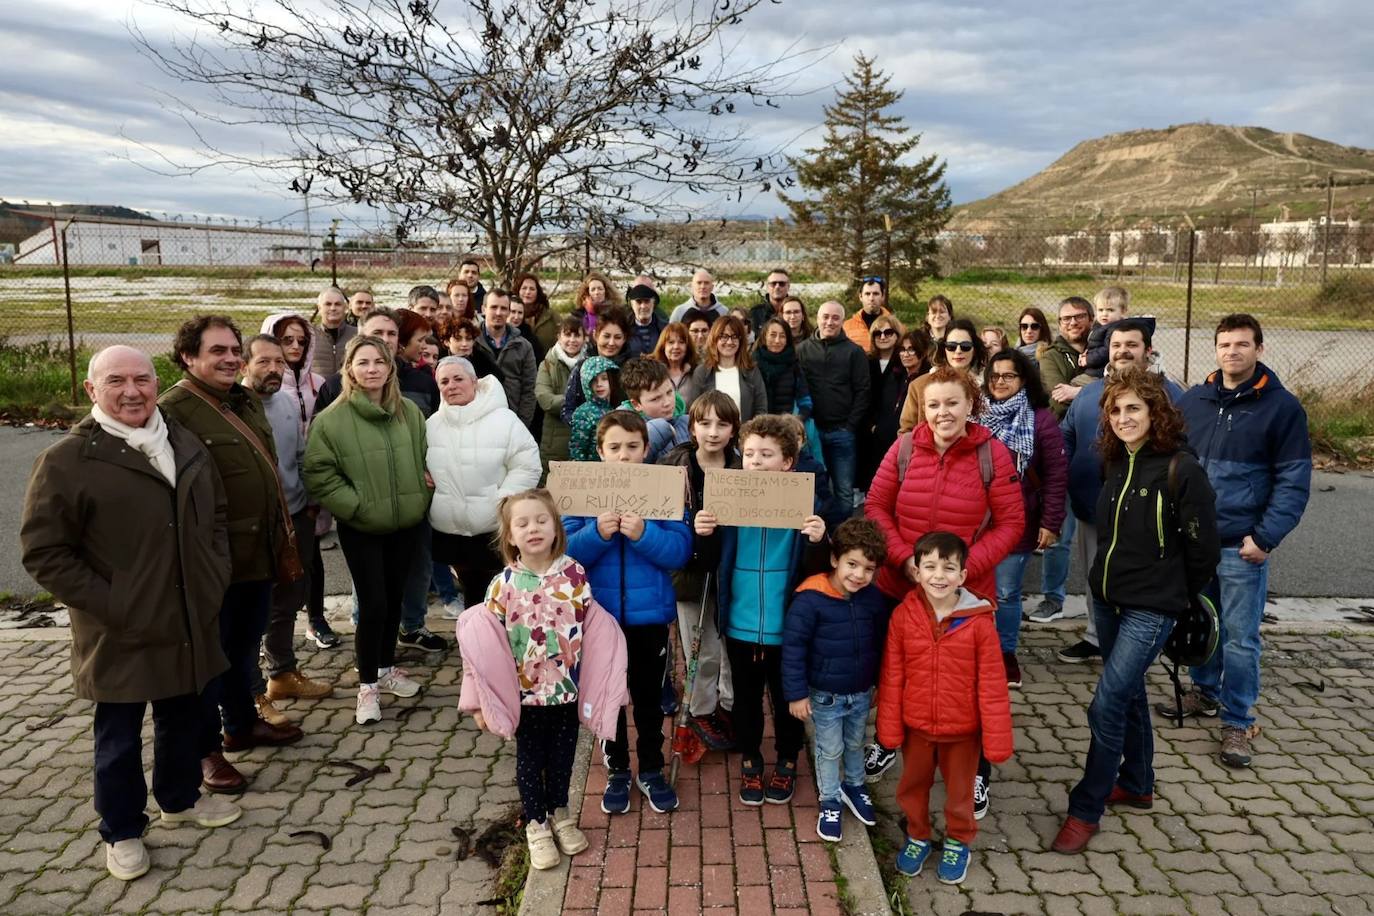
14, 216, 322, 267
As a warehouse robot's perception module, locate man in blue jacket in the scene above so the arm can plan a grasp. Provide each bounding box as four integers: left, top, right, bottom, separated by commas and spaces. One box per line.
1058, 320, 1183, 664
1165, 314, 1311, 769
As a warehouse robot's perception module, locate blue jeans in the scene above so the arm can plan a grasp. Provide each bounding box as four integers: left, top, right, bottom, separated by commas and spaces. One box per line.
1039, 513, 1076, 604
995, 552, 1031, 652
1191, 548, 1267, 729
1067, 601, 1174, 824
810, 688, 871, 804
431, 562, 460, 605
819, 427, 857, 511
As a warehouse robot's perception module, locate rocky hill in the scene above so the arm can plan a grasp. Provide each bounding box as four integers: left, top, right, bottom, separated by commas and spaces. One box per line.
950, 123, 1374, 229
0, 202, 152, 247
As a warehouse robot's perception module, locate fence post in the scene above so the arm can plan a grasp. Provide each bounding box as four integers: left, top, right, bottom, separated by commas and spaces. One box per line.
329, 222, 339, 287
59, 222, 79, 404
1183, 229, 1196, 385
1321, 174, 1333, 286
584, 236, 591, 274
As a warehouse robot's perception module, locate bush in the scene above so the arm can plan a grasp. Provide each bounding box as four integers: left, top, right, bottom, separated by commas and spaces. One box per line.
0, 339, 182, 416
1307, 273, 1374, 320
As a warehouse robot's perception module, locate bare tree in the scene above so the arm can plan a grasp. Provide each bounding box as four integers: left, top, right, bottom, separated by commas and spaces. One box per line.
132, 0, 820, 282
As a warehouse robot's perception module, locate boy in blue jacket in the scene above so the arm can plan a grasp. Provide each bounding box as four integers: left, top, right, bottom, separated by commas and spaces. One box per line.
565, 410, 693, 815
694, 414, 827, 806
782, 518, 889, 842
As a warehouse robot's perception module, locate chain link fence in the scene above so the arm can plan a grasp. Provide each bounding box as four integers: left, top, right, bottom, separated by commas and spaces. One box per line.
2, 214, 1371, 450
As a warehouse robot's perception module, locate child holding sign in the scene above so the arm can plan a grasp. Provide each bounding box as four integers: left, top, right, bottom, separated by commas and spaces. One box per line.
565, 411, 693, 816
695, 415, 827, 806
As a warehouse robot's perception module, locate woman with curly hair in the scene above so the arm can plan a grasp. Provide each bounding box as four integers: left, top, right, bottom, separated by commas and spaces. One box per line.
569, 271, 622, 335
1052, 366, 1219, 855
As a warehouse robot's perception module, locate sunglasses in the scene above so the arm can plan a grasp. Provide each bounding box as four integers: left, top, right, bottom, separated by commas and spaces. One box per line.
874, 329, 897, 338
1019, 322, 1040, 330
899, 346, 919, 354
944, 341, 975, 353
766, 280, 789, 287
861, 275, 884, 284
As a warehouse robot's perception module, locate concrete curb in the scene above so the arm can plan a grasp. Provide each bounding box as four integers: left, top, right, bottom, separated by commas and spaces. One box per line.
517, 729, 592, 916
835, 815, 895, 915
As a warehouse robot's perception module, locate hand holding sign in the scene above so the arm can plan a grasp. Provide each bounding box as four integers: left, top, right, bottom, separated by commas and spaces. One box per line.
702, 469, 816, 530
547, 462, 686, 521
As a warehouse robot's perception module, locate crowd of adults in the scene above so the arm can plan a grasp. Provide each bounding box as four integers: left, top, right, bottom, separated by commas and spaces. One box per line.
20, 260, 1313, 879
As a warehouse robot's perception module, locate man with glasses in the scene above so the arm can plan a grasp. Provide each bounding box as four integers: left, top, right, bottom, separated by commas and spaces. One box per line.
843, 277, 892, 352
1039, 296, 1094, 420
748, 268, 793, 334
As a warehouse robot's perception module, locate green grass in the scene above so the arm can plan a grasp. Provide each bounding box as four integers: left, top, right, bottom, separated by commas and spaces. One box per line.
1297, 376, 1374, 465
0, 339, 181, 418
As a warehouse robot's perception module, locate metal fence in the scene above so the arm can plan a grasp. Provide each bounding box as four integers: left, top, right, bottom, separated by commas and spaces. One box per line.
2, 215, 1371, 429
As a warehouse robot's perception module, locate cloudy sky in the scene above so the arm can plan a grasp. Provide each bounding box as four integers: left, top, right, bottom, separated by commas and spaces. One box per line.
2, 0, 1371, 233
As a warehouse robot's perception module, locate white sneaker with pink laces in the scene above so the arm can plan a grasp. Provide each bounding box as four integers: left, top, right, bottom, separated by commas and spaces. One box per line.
377, 667, 421, 698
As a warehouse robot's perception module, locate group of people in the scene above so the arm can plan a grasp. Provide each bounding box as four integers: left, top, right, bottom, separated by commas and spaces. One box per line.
20, 262, 1312, 889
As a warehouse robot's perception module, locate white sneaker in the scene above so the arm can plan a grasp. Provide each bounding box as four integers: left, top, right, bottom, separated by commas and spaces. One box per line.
160, 794, 242, 828
440, 600, 464, 620
377, 666, 421, 698
526, 819, 561, 870
105, 838, 150, 880
551, 806, 589, 855
356, 684, 382, 724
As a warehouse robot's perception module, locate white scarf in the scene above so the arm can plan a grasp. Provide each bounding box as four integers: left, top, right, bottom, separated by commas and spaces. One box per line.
553, 346, 580, 370
91, 404, 176, 485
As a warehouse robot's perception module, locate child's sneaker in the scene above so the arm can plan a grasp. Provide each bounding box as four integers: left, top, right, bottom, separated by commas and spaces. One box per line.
895, 837, 932, 876
816, 801, 843, 842
525, 819, 560, 870
739, 761, 765, 806
840, 783, 876, 826
937, 838, 970, 885
355, 684, 382, 725
602, 770, 632, 815
636, 770, 679, 813
764, 759, 797, 804
550, 806, 588, 855
863, 743, 898, 782
973, 774, 990, 820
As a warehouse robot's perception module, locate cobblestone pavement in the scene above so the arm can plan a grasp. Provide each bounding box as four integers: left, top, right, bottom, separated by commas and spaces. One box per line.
871, 625, 1374, 916
0, 617, 521, 916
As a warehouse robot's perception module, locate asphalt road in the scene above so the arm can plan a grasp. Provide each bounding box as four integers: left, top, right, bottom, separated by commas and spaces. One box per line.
2, 424, 1371, 599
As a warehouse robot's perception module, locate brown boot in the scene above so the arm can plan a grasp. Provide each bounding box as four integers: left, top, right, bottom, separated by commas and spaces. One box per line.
201, 752, 247, 795
266, 670, 333, 700
255, 694, 290, 727
222, 719, 304, 752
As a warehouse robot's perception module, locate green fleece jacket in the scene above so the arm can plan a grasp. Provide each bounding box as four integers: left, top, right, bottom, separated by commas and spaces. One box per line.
303, 392, 432, 534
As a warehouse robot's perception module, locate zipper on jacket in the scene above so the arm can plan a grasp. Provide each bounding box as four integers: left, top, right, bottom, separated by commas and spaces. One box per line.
848, 596, 859, 682
1155, 490, 1166, 559
383, 416, 400, 529
618, 539, 627, 625
1100, 448, 1139, 604
757, 530, 767, 646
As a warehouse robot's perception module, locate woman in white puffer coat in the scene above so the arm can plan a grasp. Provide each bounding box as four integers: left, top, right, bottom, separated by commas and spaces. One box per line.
427, 357, 542, 602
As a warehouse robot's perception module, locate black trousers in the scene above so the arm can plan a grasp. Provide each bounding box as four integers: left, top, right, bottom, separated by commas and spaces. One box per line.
725, 638, 805, 767
338, 521, 426, 683
95, 693, 202, 843
431, 530, 504, 602
309, 527, 327, 620
199, 579, 273, 755
605, 623, 670, 774
515, 703, 581, 823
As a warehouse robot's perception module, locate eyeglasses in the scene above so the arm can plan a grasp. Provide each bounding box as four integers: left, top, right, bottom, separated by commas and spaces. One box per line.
989, 372, 1020, 383
944, 341, 975, 353
1019, 322, 1040, 330
874, 329, 897, 338
718, 333, 740, 342
1059, 312, 1090, 324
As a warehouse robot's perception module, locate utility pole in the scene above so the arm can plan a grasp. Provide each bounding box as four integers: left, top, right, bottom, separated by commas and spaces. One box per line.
1321, 174, 1334, 285
303, 190, 313, 265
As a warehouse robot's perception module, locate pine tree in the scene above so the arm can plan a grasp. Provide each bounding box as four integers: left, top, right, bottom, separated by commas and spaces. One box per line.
780, 54, 951, 298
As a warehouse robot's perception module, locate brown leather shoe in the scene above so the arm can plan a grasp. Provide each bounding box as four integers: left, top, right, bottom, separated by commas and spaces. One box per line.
255, 694, 290, 727
266, 671, 334, 701
222, 719, 304, 752
201, 752, 247, 795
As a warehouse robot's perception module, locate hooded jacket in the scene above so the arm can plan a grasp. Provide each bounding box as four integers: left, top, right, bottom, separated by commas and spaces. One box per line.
427, 376, 541, 536
559, 348, 631, 426
1178, 363, 1311, 552
262, 311, 326, 436
864, 422, 1025, 601
875, 586, 1012, 762
796, 331, 871, 432
1089, 444, 1220, 617
475, 324, 538, 426
568, 356, 620, 462
564, 512, 692, 628
535, 344, 580, 467
781, 574, 889, 701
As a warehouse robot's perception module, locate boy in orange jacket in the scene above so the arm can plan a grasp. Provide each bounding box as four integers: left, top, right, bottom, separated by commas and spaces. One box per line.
876, 531, 1013, 885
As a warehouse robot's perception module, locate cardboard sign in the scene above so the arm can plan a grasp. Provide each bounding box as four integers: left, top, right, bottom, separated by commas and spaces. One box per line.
546, 461, 686, 520
702, 468, 815, 529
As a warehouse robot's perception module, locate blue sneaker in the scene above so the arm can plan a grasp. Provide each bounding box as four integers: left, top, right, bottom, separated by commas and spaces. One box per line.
937, 838, 970, 885
636, 770, 679, 813
895, 837, 932, 876
840, 783, 876, 827
816, 802, 843, 842
602, 769, 632, 815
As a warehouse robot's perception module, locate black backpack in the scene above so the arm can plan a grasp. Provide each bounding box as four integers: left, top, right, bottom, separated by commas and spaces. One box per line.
1158, 452, 1221, 727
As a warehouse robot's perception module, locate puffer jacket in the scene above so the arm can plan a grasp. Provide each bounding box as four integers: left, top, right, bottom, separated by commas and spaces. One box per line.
864, 422, 1025, 601
842, 306, 891, 353
875, 586, 1013, 763
568, 356, 620, 462
427, 377, 541, 536
780, 574, 888, 702
564, 513, 693, 627
302, 392, 432, 534
1089, 444, 1220, 618
1179, 363, 1311, 552
658, 441, 742, 575
262, 311, 326, 436
535, 345, 579, 468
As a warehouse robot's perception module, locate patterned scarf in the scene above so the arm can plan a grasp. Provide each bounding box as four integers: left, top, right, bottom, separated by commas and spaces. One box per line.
979, 389, 1036, 473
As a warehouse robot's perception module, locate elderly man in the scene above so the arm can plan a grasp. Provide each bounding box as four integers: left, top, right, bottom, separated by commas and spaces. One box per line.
625, 283, 668, 358
161, 316, 303, 797
669, 268, 728, 323
22, 346, 242, 881
796, 300, 871, 511
311, 286, 355, 377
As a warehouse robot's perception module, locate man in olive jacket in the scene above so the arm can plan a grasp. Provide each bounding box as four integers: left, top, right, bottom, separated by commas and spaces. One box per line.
160, 316, 302, 796
21, 346, 242, 881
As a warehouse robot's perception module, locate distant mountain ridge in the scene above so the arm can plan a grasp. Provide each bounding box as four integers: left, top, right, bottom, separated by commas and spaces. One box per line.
950, 123, 1374, 229
0, 202, 152, 246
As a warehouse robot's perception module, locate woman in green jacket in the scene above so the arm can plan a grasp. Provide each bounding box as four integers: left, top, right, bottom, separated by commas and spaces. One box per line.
303, 335, 433, 726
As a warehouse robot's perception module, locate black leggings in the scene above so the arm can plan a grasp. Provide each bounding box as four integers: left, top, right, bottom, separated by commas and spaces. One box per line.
516, 703, 581, 823
338, 521, 425, 683
604, 624, 670, 774
725, 638, 805, 767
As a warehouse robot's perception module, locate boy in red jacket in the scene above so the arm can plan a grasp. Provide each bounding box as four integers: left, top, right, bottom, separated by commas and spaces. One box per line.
876, 531, 1013, 885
